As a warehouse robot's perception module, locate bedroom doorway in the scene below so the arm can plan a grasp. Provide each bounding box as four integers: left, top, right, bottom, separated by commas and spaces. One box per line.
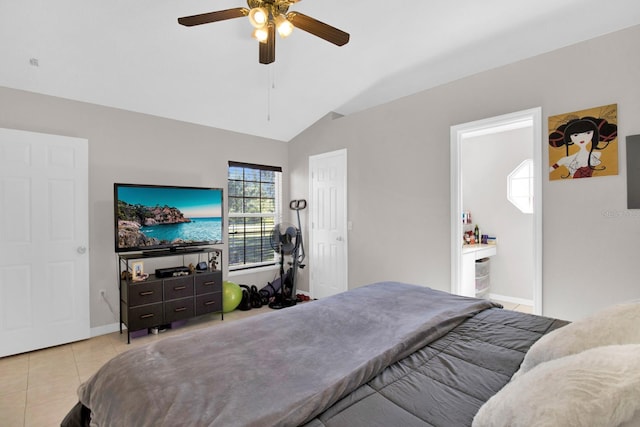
450, 108, 543, 315
309, 149, 348, 299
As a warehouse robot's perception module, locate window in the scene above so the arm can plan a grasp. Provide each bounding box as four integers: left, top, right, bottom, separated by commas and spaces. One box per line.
228, 161, 282, 270
507, 159, 534, 214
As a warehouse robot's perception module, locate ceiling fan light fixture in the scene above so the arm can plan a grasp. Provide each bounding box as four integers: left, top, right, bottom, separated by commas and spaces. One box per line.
252, 27, 269, 43
177, 1, 350, 65
275, 14, 294, 38
249, 7, 268, 28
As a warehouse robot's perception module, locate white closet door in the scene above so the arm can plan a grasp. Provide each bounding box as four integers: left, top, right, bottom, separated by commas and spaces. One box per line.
0, 128, 89, 357
309, 149, 348, 299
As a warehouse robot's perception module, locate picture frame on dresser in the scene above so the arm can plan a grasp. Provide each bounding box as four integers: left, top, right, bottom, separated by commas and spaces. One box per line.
131, 261, 145, 281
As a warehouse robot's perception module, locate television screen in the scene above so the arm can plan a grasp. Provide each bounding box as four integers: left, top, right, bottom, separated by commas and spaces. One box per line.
114, 183, 223, 253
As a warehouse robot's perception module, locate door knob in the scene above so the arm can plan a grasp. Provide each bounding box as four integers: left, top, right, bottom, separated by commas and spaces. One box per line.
77, 246, 87, 254
336, 236, 343, 242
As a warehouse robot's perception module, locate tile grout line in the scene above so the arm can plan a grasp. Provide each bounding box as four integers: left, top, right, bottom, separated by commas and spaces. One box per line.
24, 354, 32, 427
71, 345, 83, 392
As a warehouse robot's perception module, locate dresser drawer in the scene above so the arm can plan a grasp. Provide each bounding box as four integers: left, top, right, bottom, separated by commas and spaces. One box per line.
195, 271, 222, 295
164, 297, 195, 323
195, 293, 222, 315
163, 276, 194, 300
128, 280, 163, 307
128, 303, 163, 331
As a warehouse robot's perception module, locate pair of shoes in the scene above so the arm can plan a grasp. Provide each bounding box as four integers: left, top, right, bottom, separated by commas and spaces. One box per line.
296, 293, 311, 302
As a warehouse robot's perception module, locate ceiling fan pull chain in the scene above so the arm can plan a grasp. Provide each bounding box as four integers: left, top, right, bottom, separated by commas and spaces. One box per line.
266, 63, 276, 122
266, 65, 271, 121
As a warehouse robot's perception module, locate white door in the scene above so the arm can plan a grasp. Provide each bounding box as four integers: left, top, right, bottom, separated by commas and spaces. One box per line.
309, 149, 347, 299
0, 128, 89, 357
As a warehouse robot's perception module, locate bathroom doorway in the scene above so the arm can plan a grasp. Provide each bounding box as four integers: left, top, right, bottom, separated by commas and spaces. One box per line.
450, 108, 543, 315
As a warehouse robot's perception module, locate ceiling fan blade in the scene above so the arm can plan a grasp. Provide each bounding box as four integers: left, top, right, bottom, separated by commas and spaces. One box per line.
287, 12, 349, 46
259, 23, 276, 64
178, 8, 249, 27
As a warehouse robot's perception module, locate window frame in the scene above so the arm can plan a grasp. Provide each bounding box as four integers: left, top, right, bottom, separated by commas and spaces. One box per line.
227, 161, 282, 271
507, 158, 534, 214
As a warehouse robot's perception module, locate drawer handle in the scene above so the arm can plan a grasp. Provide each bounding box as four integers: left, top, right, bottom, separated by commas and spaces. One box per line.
174, 286, 187, 291
140, 313, 155, 319
139, 291, 154, 296
203, 281, 215, 286
204, 300, 216, 306
174, 307, 187, 312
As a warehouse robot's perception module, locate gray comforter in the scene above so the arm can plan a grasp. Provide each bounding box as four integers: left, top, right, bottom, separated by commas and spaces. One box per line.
303, 306, 567, 426
77, 282, 496, 426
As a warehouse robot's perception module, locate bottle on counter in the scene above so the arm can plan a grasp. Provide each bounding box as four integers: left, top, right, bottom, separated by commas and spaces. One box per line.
474, 224, 479, 244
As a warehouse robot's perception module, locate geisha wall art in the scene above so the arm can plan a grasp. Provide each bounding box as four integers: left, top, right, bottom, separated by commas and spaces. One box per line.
548, 104, 618, 180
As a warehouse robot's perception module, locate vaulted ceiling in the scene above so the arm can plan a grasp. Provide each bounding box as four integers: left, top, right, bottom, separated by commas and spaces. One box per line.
2, 0, 640, 141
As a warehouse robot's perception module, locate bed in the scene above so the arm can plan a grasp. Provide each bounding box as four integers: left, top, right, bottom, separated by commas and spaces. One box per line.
61, 281, 639, 426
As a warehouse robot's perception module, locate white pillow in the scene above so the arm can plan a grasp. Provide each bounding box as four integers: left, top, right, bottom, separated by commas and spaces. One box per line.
513, 301, 640, 378
473, 344, 640, 427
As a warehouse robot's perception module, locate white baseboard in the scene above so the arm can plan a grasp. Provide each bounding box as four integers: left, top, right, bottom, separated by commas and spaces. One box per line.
489, 293, 533, 307
91, 322, 122, 338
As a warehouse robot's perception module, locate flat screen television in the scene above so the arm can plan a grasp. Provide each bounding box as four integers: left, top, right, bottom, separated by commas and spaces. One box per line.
114, 183, 223, 253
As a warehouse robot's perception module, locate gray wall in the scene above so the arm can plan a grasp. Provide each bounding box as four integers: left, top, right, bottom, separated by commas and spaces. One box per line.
462, 128, 533, 301
0, 87, 289, 331
2, 25, 639, 325
289, 24, 640, 321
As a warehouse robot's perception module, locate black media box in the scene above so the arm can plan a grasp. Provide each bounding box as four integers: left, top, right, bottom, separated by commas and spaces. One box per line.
155, 266, 190, 278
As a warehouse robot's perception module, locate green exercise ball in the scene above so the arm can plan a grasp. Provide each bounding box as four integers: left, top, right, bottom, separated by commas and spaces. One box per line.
222, 281, 242, 313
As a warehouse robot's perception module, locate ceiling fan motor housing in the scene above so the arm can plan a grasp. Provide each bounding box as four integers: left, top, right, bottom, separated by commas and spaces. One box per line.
248, 0, 293, 17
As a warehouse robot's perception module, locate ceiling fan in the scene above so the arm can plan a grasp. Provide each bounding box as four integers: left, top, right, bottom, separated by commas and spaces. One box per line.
178, 0, 350, 64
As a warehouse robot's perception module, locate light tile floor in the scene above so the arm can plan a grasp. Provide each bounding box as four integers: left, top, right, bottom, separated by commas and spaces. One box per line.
0, 306, 271, 427
0, 300, 532, 426
492, 300, 534, 314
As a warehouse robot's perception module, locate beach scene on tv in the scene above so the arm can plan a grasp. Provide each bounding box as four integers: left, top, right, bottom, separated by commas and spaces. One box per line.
116, 186, 223, 251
